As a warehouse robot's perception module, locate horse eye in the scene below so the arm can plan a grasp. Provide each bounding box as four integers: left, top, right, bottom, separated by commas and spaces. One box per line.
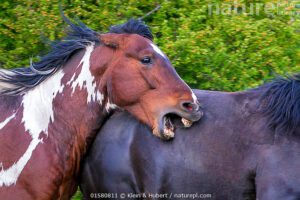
140, 57, 152, 65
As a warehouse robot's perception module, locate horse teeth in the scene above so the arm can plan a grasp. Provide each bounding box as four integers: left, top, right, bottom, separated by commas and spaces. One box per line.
163, 128, 175, 139
181, 118, 193, 128
164, 117, 174, 130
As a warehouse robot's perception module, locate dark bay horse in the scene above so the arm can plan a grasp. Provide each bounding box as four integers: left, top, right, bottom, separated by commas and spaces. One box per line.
80, 76, 300, 200
0, 18, 202, 199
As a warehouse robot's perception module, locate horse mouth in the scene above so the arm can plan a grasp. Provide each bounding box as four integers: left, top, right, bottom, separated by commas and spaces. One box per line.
162, 115, 175, 139
157, 112, 202, 140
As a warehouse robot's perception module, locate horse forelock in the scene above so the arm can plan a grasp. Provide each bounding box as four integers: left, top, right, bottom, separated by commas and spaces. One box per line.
109, 18, 153, 41
260, 74, 300, 135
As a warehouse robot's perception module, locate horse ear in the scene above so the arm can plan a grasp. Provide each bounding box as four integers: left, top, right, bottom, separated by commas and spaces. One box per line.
99, 33, 122, 49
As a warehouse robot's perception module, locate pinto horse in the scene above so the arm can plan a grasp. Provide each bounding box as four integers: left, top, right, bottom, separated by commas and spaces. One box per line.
0, 17, 202, 199
80, 76, 300, 200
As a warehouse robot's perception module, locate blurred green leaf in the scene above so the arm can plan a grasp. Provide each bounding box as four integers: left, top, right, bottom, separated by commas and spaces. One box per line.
0, 0, 299, 93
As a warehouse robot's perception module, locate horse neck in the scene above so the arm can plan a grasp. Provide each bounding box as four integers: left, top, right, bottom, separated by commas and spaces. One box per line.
60, 49, 115, 140
0, 45, 114, 195
19, 46, 113, 153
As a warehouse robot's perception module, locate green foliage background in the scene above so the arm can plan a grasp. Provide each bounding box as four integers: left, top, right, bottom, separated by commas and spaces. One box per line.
0, 0, 299, 199
1, 0, 300, 91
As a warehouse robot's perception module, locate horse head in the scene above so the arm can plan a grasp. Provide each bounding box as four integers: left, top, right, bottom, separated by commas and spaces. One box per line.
90, 19, 203, 139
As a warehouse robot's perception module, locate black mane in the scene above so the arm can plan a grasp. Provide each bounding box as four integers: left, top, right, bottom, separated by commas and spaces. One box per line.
109, 18, 153, 40
0, 17, 152, 95
260, 74, 300, 135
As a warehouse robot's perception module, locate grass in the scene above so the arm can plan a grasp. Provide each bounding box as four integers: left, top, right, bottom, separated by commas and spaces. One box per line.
71, 189, 83, 200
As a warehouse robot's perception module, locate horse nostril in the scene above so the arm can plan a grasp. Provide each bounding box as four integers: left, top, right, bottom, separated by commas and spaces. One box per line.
183, 102, 193, 111
181, 101, 199, 112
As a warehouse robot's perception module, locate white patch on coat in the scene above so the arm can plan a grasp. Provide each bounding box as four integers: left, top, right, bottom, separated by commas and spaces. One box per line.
0, 113, 16, 130
68, 44, 104, 105
192, 92, 198, 104
0, 138, 42, 186
105, 99, 118, 112
22, 69, 65, 136
150, 43, 166, 59
0, 69, 65, 187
